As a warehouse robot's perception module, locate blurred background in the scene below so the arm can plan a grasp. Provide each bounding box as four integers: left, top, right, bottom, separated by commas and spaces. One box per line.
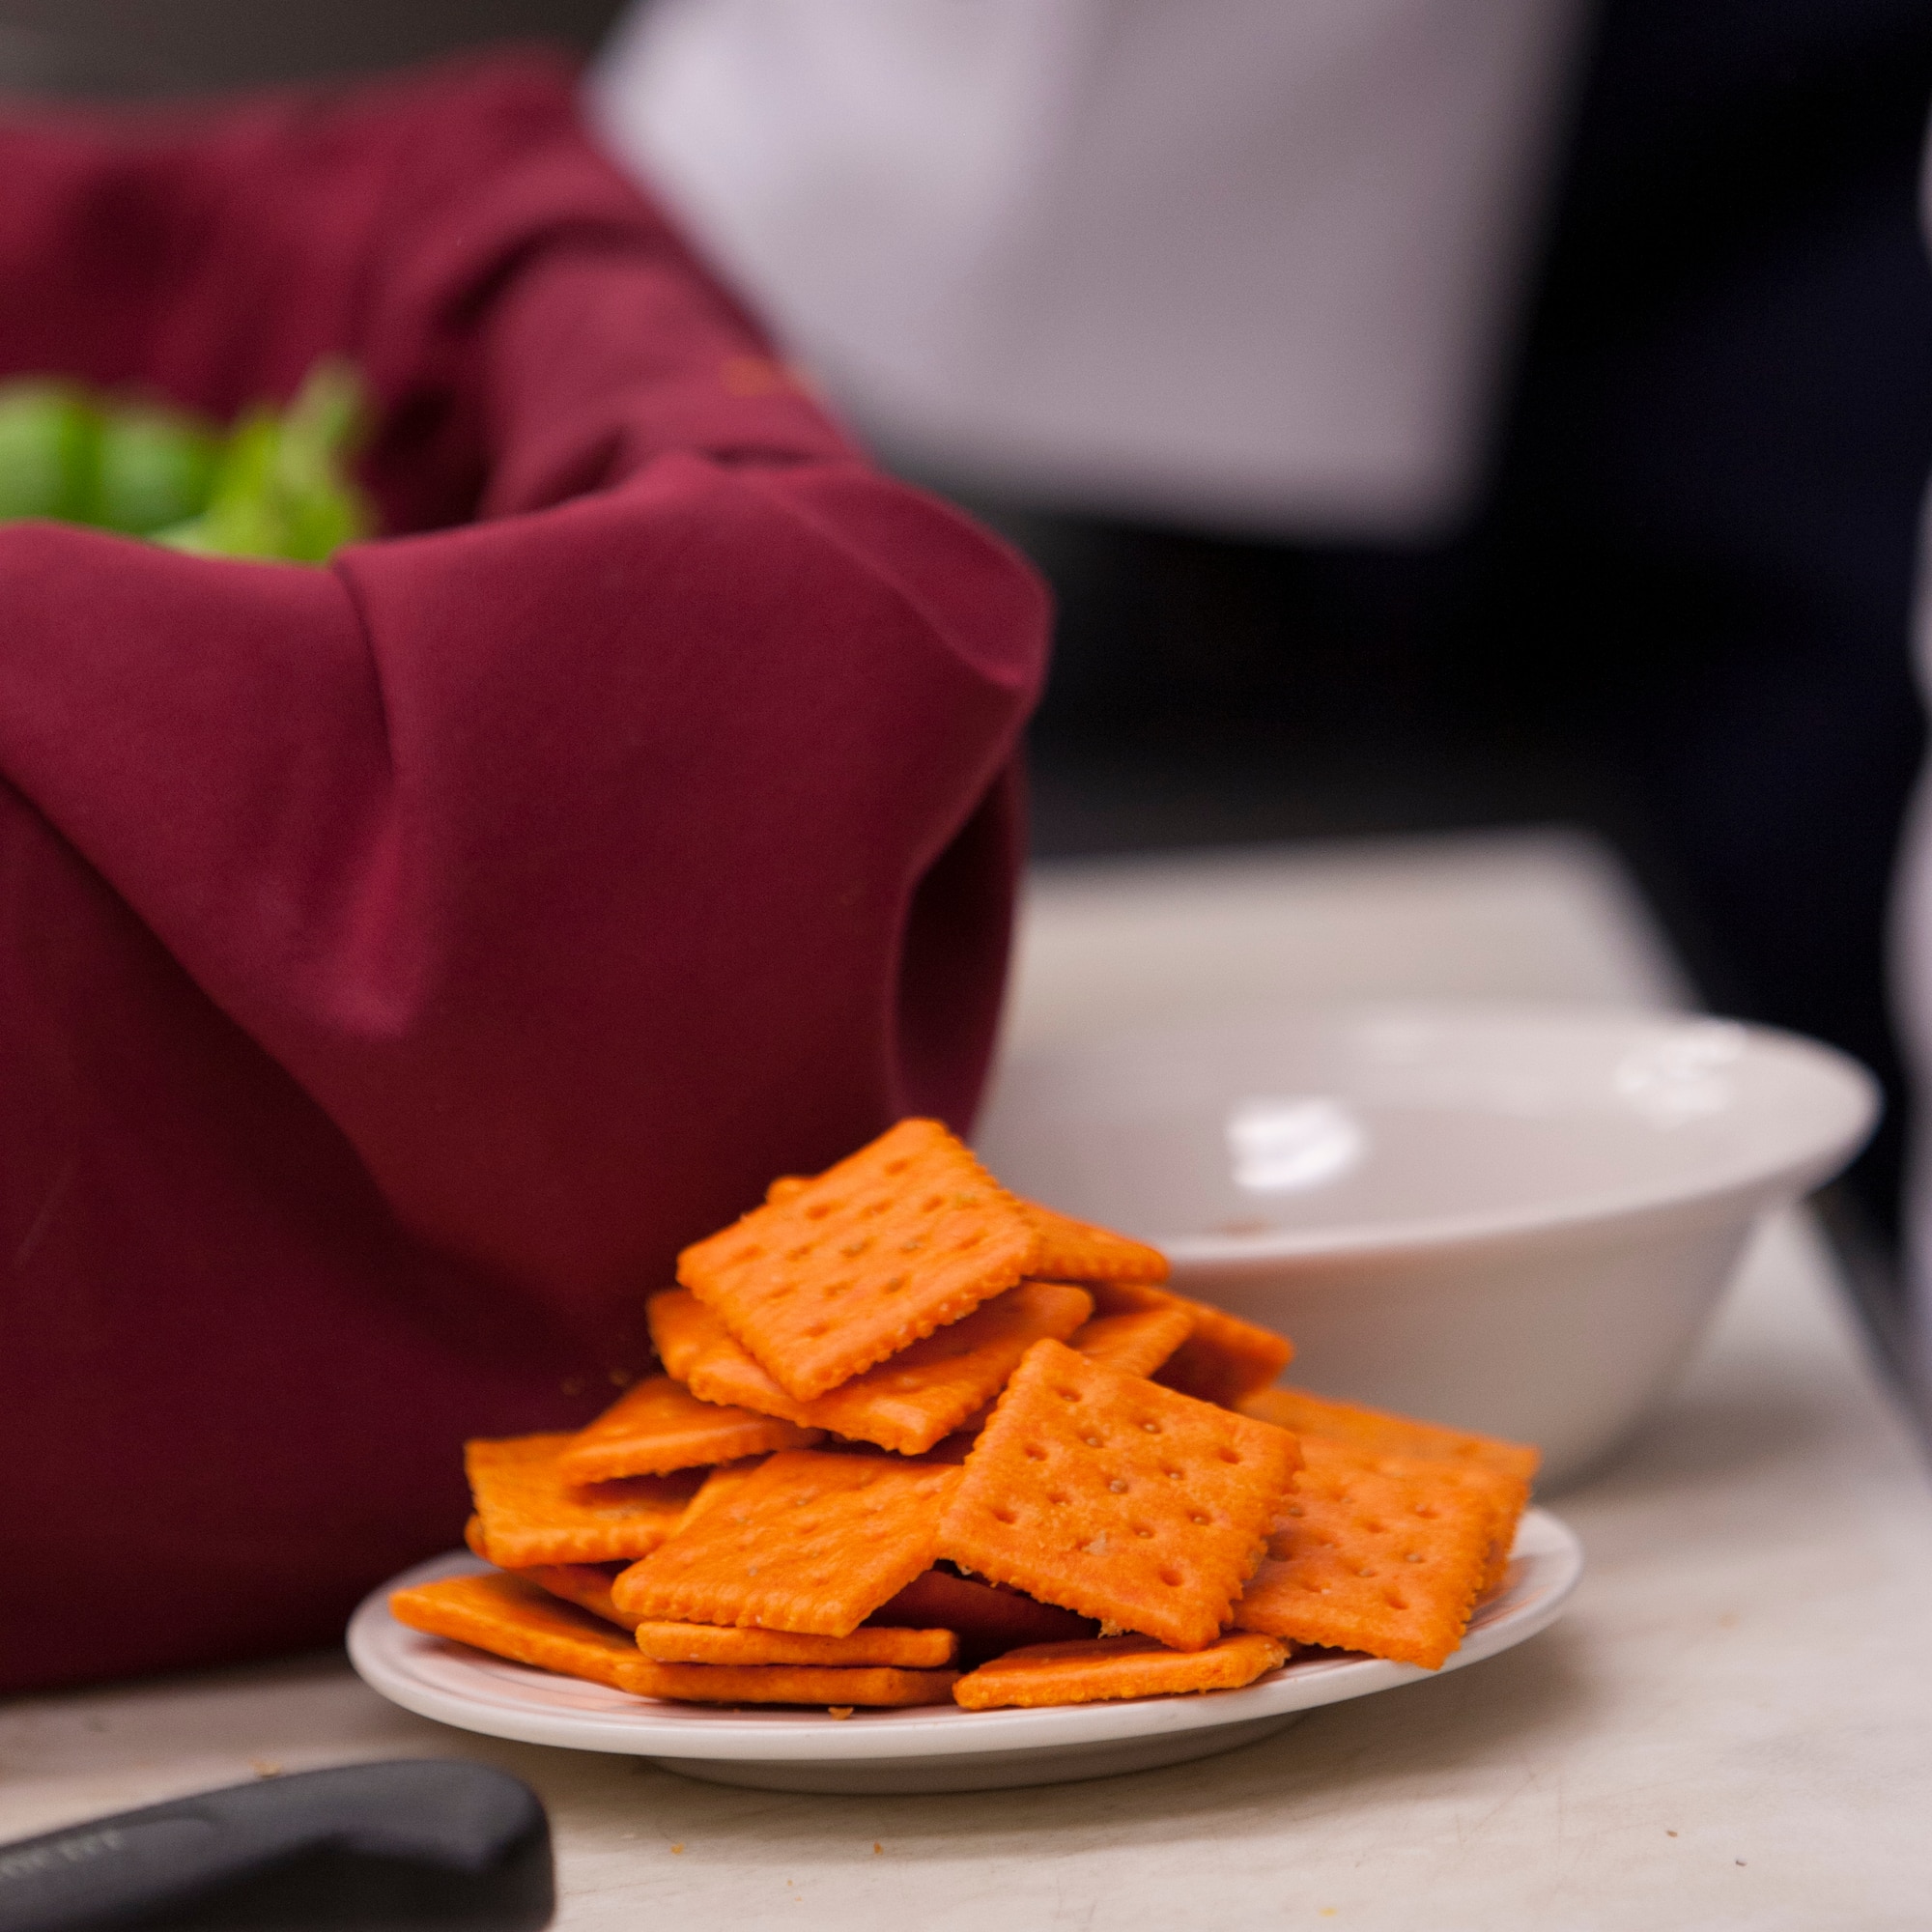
6, 0, 1931, 1324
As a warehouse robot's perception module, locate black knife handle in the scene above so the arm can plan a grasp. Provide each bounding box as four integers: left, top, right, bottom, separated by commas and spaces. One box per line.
0, 1760, 553, 1931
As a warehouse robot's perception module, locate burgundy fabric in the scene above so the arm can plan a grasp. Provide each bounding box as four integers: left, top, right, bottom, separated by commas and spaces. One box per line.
0, 57, 1048, 1692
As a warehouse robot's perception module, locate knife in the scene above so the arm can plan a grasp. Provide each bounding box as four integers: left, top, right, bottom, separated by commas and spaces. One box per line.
0, 1759, 553, 1931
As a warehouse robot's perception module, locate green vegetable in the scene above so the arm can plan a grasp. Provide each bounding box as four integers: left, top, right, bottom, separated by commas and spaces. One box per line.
95, 403, 221, 535
0, 381, 100, 524
0, 357, 373, 563
156, 359, 371, 563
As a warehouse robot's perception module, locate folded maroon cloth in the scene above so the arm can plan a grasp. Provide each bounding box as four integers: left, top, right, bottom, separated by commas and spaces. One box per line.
0, 57, 1046, 1691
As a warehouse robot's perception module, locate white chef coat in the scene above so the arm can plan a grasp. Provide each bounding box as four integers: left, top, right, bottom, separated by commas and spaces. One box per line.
589, 0, 1592, 538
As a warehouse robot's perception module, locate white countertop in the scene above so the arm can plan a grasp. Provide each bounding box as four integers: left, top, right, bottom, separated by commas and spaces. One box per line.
8, 830, 1930, 1928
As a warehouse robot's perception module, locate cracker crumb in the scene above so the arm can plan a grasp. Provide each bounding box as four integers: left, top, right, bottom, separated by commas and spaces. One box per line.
827, 1706, 856, 1719
670, 1844, 685, 1855
1667, 1831, 1678, 1838
249, 1760, 283, 1778
873, 1842, 883, 1855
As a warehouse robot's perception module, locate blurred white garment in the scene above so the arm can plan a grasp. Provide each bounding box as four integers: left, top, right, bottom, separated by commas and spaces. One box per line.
591, 0, 1589, 537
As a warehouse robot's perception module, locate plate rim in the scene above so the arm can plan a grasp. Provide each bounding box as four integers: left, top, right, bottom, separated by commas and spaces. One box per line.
346, 1506, 1582, 1764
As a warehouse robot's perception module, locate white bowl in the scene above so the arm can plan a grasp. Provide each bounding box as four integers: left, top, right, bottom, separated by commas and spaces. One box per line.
976, 1005, 1877, 1488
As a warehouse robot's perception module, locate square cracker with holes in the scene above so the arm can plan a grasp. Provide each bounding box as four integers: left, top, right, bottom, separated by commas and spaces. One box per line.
465, 1435, 704, 1567
678, 1119, 1039, 1401
952, 1631, 1286, 1710
925, 1303, 1197, 1457
610, 1450, 961, 1635
1236, 1392, 1532, 1601
557, 1374, 821, 1483
1237, 1386, 1540, 1487
1088, 1283, 1293, 1407
649, 1282, 1093, 1455
1230, 1436, 1514, 1668
937, 1339, 1300, 1651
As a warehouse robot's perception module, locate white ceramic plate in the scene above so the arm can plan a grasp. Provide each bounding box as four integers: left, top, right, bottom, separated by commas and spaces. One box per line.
347, 1509, 1580, 1794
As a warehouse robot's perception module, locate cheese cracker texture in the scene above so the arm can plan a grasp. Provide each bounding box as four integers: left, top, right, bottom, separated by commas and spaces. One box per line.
389, 1572, 656, 1692
1236, 1388, 1533, 1598
650, 1281, 1093, 1455
1088, 1282, 1293, 1408
630, 1662, 959, 1706
677, 1119, 1037, 1401
465, 1435, 703, 1566
1231, 1438, 1517, 1668
1067, 1307, 1194, 1379
519, 1563, 634, 1629
1017, 1203, 1169, 1284
1237, 1386, 1540, 1486
611, 1449, 961, 1635
558, 1375, 822, 1482
392, 1574, 958, 1705
672, 1455, 771, 1532
937, 1339, 1300, 1651
633, 1621, 956, 1667
952, 1632, 1286, 1710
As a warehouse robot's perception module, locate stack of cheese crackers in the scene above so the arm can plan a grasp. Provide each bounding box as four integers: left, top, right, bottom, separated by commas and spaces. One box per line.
391, 1120, 1537, 1713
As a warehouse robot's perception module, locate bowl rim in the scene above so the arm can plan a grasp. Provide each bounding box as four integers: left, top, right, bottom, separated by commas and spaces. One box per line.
981, 1002, 1881, 1270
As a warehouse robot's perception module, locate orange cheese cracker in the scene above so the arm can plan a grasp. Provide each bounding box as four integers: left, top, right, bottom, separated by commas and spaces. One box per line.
648, 1289, 800, 1412
804, 1282, 1093, 1453
867, 1568, 1099, 1666
1068, 1306, 1193, 1379
677, 1119, 1038, 1401
673, 1455, 771, 1532
1019, 1203, 1170, 1284
388, 1572, 656, 1692
1090, 1281, 1294, 1407
937, 1339, 1300, 1651
611, 1450, 961, 1635
633, 1621, 956, 1667
557, 1374, 821, 1483
1235, 1388, 1531, 1599
629, 1662, 959, 1707
651, 1282, 1093, 1455
920, 1426, 988, 1465
465, 1435, 703, 1567
520, 1563, 635, 1629
1231, 1437, 1511, 1668
952, 1632, 1286, 1710
1237, 1386, 1540, 1487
